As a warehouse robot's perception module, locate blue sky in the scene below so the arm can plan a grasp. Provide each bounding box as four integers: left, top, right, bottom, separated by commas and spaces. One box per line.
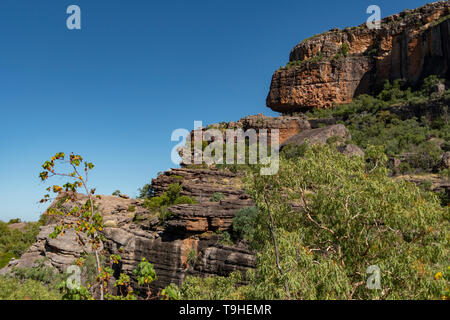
0, 0, 432, 221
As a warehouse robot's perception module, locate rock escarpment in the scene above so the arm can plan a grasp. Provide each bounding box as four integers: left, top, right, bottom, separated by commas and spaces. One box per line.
0, 113, 361, 293
3, 2, 448, 298
267, 1, 450, 112
1, 169, 256, 292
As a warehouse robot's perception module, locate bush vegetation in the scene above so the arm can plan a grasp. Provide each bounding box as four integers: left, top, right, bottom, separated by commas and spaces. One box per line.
142, 183, 197, 222
210, 192, 226, 202
165, 144, 449, 300
0, 218, 46, 268
306, 76, 449, 173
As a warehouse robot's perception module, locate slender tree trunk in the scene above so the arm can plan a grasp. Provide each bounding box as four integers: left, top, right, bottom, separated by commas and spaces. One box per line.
94, 249, 104, 300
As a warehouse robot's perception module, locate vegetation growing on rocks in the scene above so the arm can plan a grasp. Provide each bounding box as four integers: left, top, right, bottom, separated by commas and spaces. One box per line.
164, 144, 449, 300
142, 183, 197, 222
306, 76, 449, 174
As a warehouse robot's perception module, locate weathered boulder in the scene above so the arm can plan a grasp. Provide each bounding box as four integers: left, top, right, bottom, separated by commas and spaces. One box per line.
280, 124, 351, 148
338, 144, 365, 157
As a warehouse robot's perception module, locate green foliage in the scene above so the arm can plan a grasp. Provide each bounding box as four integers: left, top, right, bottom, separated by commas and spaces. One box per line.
0, 252, 14, 269
216, 231, 233, 246
438, 169, 450, 180
339, 43, 350, 56
110, 273, 136, 300
280, 143, 309, 160
173, 195, 196, 205
280, 52, 324, 70
127, 205, 136, 212
142, 183, 196, 222
161, 283, 182, 300
404, 141, 442, 170
333, 43, 350, 60
137, 183, 154, 199
243, 144, 448, 299
0, 220, 43, 268
58, 280, 92, 300
0, 276, 62, 300
306, 76, 449, 174
112, 190, 121, 196
366, 47, 379, 56
12, 258, 63, 287
187, 249, 198, 267
179, 144, 448, 300
133, 258, 157, 287
172, 271, 245, 300
232, 207, 262, 248
210, 192, 226, 202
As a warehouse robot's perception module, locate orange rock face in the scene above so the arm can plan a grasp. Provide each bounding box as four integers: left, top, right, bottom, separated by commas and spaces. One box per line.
267, 1, 450, 113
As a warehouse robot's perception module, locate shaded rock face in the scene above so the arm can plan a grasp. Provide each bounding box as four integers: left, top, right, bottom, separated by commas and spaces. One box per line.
280, 124, 351, 148
338, 144, 365, 157
1, 169, 256, 292
388, 95, 449, 120
267, 1, 450, 112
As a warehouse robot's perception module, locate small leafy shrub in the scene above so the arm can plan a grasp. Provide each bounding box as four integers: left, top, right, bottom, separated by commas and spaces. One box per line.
142, 183, 196, 222
137, 184, 154, 199
133, 258, 157, 299
280, 143, 309, 160
186, 249, 197, 267
210, 192, 226, 202
161, 283, 181, 300
217, 231, 233, 246
12, 258, 62, 286
339, 43, 350, 56
58, 280, 92, 300
232, 207, 262, 248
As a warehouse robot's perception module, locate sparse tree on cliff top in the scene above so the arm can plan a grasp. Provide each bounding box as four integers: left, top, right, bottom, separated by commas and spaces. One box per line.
39, 152, 107, 300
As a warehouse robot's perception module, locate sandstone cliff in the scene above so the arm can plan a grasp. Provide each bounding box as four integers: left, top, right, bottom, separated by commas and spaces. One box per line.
1, 169, 255, 293
2, 2, 449, 298
267, 1, 450, 112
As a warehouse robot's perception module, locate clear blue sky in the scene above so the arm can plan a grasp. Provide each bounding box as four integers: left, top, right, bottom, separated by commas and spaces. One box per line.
0, 0, 432, 221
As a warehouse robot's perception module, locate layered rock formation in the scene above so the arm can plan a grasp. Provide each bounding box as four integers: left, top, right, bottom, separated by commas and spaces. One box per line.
267, 1, 450, 112
1, 169, 256, 293
3, 3, 449, 299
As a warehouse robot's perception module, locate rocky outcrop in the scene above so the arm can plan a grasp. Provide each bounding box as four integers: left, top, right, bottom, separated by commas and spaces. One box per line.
337, 144, 365, 157
151, 168, 246, 202
280, 124, 351, 148
186, 113, 311, 149
267, 1, 450, 112
1, 169, 255, 293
